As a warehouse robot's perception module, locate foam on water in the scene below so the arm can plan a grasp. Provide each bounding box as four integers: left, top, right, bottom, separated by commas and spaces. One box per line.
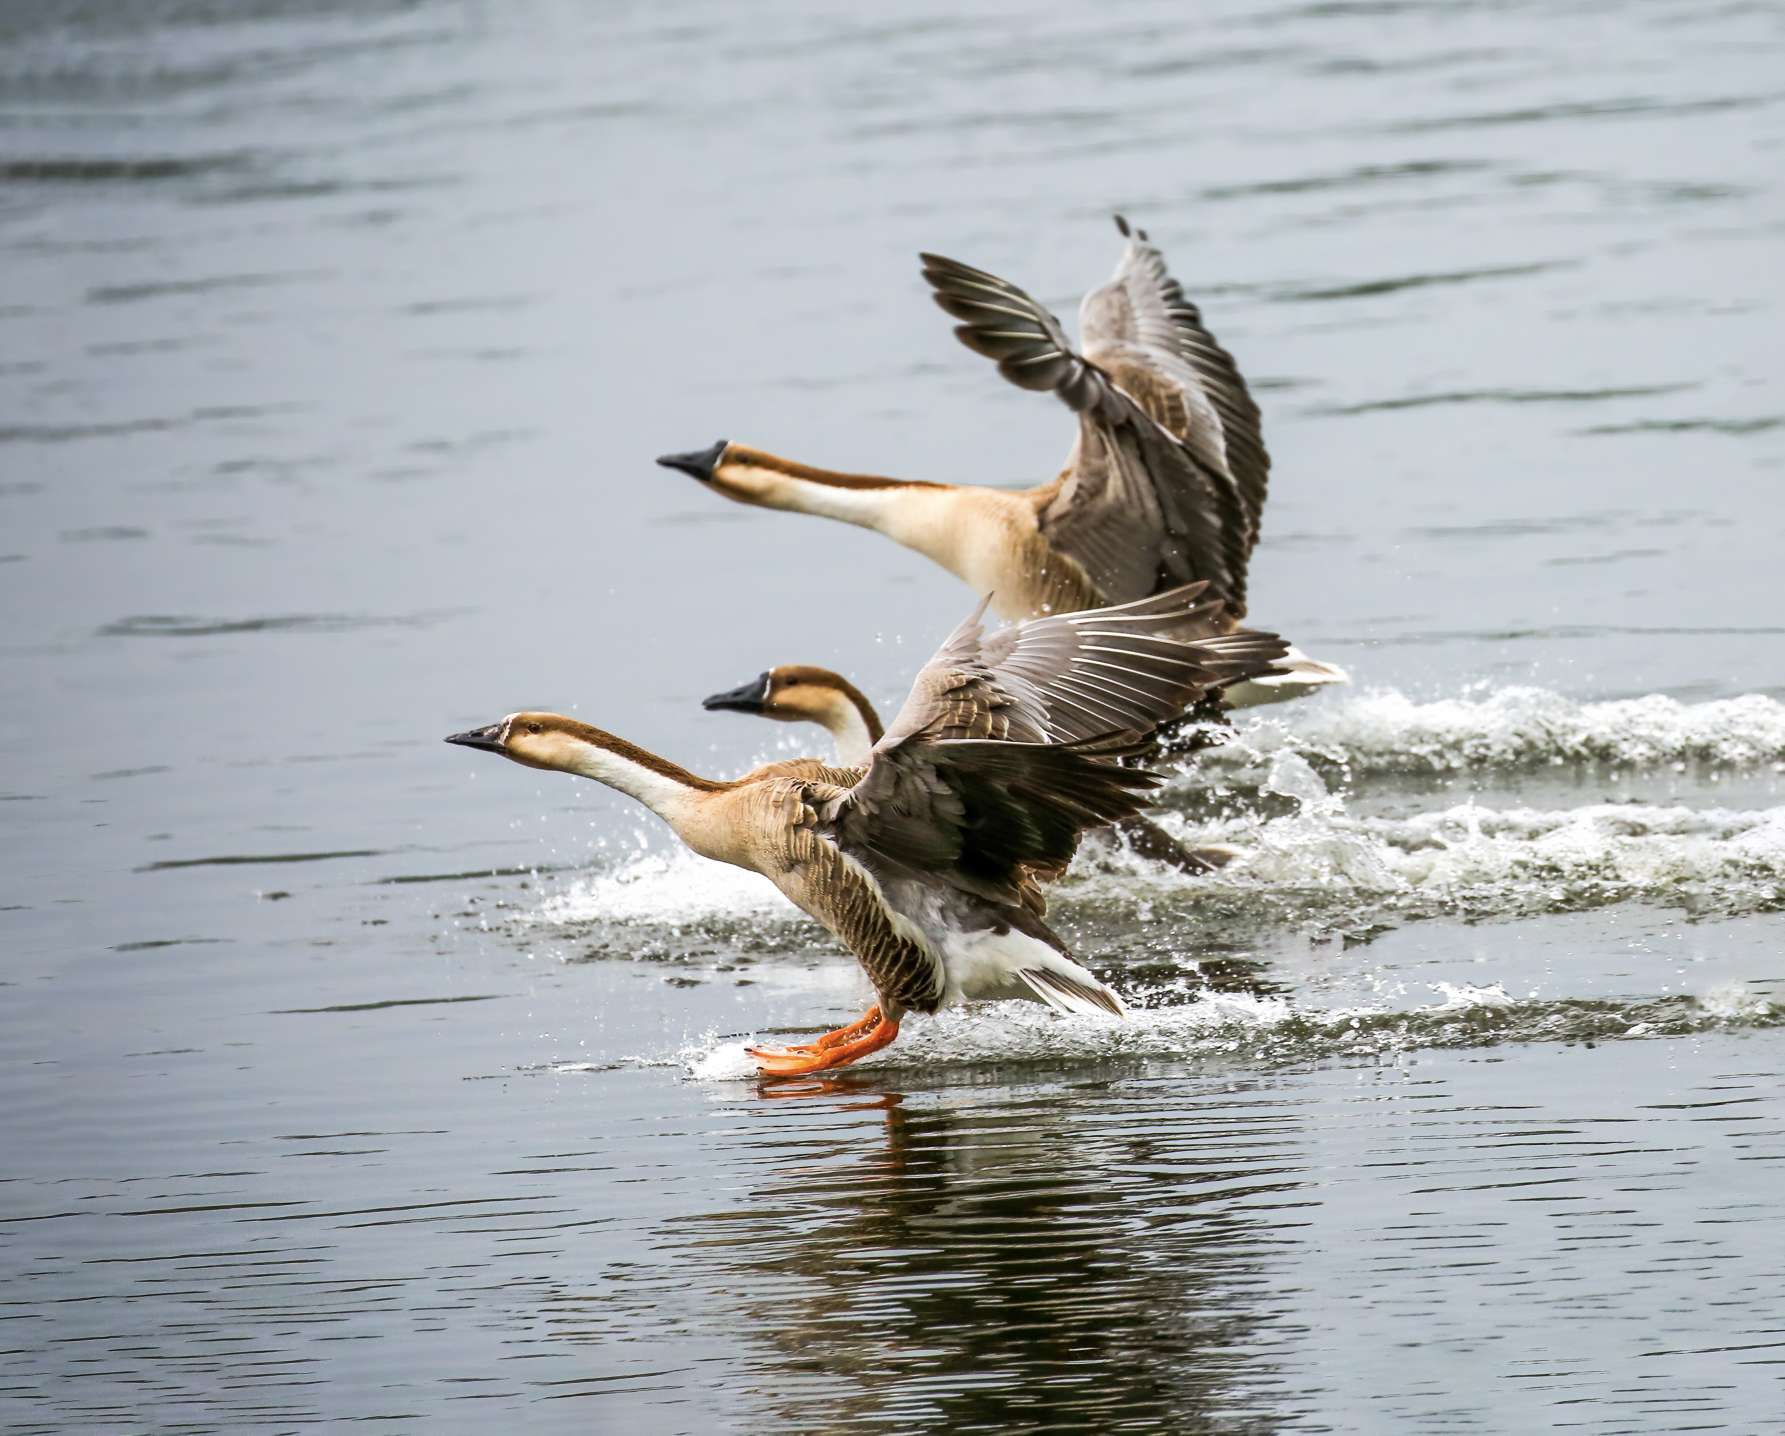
522, 688, 1785, 944
528, 778, 1785, 939
1220, 685, 1785, 775
676, 982, 1780, 1080
1429, 981, 1516, 1011
534, 847, 802, 929
1235, 780, 1783, 901
1067, 752, 1785, 918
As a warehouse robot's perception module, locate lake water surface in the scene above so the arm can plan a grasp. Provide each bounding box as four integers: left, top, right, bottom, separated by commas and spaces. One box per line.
2, 1, 1783, 1430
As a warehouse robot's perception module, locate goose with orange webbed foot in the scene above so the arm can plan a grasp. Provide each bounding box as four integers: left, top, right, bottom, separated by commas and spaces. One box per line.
446, 585, 1286, 1075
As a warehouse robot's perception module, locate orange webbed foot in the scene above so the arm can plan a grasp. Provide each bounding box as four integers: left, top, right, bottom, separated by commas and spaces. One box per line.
748, 1007, 899, 1078
749, 1005, 883, 1058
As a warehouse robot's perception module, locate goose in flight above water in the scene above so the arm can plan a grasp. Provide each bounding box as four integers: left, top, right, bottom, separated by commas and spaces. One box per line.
446, 585, 1287, 1075
658, 216, 1346, 708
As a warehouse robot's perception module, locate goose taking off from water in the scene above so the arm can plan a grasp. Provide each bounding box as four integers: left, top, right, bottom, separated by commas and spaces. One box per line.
658, 216, 1346, 708
702, 650, 1245, 876
447, 585, 1287, 1075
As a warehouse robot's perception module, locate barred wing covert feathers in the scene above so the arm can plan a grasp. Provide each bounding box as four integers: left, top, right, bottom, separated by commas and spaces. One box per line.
821, 586, 1287, 908
877, 582, 1289, 751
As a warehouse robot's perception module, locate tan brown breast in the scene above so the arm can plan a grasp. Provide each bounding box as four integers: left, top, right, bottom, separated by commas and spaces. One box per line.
770, 816, 945, 1018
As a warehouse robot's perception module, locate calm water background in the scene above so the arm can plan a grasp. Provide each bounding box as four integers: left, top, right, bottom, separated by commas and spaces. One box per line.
3, 1, 1783, 1430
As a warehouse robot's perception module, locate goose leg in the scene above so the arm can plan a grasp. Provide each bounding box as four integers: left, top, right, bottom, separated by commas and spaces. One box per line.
765, 1005, 884, 1057
748, 1009, 900, 1076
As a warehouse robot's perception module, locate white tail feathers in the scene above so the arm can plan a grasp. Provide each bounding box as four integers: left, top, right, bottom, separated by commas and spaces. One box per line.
940, 921, 1129, 1016
1016, 959, 1128, 1018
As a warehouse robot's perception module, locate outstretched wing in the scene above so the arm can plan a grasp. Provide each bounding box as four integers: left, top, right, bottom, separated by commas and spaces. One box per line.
819, 588, 1286, 907
1079, 215, 1270, 552
823, 729, 1161, 909
920, 231, 1259, 615
878, 582, 1289, 751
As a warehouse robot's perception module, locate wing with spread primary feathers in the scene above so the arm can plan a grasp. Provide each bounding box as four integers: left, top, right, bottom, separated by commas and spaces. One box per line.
823, 730, 1161, 909
1079, 215, 1270, 554
817, 588, 1286, 909
920, 230, 1261, 614
877, 582, 1288, 752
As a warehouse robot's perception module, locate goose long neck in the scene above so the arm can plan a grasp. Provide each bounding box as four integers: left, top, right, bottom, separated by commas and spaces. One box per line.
562, 732, 722, 826
724, 447, 946, 533
824, 688, 883, 767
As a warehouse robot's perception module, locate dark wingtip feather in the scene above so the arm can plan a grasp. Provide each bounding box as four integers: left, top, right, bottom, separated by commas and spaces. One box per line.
919, 252, 994, 287
1113, 213, 1131, 238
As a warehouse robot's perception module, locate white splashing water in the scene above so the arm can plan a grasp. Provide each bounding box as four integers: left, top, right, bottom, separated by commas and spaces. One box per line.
522, 686, 1785, 933
1222, 685, 1785, 774
675, 982, 1776, 1081
529, 775, 1785, 930
1061, 755, 1785, 912
681, 992, 1293, 1080
1696, 980, 1773, 1021
1429, 982, 1516, 1011
1225, 765, 1785, 898
535, 848, 799, 929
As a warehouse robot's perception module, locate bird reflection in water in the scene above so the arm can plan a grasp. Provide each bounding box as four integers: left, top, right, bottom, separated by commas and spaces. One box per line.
679, 1070, 1308, 1431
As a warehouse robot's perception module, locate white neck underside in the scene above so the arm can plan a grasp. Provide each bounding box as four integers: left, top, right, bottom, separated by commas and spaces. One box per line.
770, 474, 904, 530
566, 743, 698, 824
762, 472, 974, 591
824, 701, 877, 767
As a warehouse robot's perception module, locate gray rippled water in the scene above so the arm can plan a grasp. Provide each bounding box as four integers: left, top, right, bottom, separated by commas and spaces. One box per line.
2, 0, 1782, 1430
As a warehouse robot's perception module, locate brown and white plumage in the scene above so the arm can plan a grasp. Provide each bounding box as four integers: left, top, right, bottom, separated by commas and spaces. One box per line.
658, 217, 1346, 707
447, 586, 1288, 1074
921, 234, 1257, 617
878, 584, 1286, 748
1077, 215, 1272, 565
702, 586, 1275, 875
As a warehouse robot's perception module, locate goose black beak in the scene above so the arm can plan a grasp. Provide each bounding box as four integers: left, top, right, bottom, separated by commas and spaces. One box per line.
444, 723, 506, 752
656, 439, 728, 482
702, 672, 771, 715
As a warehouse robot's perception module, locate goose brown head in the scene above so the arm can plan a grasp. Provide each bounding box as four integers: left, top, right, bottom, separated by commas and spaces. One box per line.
703, 666, 882, 741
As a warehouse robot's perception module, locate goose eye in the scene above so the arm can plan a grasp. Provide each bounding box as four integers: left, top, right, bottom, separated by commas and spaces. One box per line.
527, 722, 542, 735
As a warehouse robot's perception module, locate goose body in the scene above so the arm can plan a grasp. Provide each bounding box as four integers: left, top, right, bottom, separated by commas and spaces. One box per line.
703, 661, 1244, 874
658, 217, 1346, 708
448, 585, 1288, 1074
